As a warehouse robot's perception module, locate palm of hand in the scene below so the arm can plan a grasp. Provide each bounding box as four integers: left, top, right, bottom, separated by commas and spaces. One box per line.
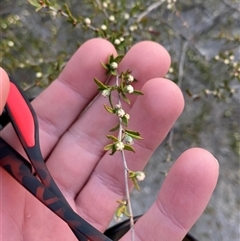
1, 39, 218, 241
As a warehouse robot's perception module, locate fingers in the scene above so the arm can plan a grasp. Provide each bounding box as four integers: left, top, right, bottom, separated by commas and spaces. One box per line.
121, 148, 219, 241
74, 78, 184, 231
44, 41, 172, 201
0, 67, 10, 115
1, 38, 116, 154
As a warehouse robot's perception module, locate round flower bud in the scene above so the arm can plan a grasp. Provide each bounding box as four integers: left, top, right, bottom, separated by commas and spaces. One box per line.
101, 89, 110, 97
84, 18, 91, 25
136, 172, 145, 181
115, 142, 125, 151
109, 15, 115, 22
124, 113, 130, 120
114, 39, 121, 45
115, 104, 121, 110
127, 74, 134, 82
110, 62, 118, 70
101, 24, 107, 31
124, 85, 134, 94
124, 135, 134, 145
116, 108, 125, 117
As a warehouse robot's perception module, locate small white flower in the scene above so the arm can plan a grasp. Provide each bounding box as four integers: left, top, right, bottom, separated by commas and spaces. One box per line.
116, 108, 125, 117
36, 72, 43, 78
127, 74, 134, 82
101, 89, 110, 97
84, 18, 91, 25
124, 13, 130, 20
109, 15, 115, 22
110, 62, 118, 69
214, 55, 220, 60
167, 3, 172, 9
125, 85, 134, 94
136, 172, 145, 181
120, 37, 124, 42
224, 59, 230, 65
115, 104, 121, 110
129, 25, 137, 31
101, 24, 107, 31
7, 41, 14, 47
124, 113, 130, 120
114, 39, 121, 45
115, 141, 125, 151
102, 2, 108, 8
169, 67, 174, 73
229, 55, 235, 61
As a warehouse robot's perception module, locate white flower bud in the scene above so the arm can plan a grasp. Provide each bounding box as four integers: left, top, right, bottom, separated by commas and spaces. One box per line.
120, 37, 124, 42
110, 62, 118, 69
116, 108, 125, 117
124, 135, 134, 145
102, 2, 108, 8
84, 18, 91, 25
124, 113, 130, 120
109, 15, 115, 22
136, 172, 145, 181
114, 39, 121, 45
115, 104, 121, 110
101, 24, 107, 31
115, 142, 125, 151
36, 72, 43, 78
124, 85, 134, 94
101, 89, 110, 97
124, 13, 130, 20
127, 74, 134, 82
224, 59, 230, 65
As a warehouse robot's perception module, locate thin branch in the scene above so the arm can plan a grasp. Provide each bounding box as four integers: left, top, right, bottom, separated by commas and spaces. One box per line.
116, 74, 135, 241
136, 0, 166, 23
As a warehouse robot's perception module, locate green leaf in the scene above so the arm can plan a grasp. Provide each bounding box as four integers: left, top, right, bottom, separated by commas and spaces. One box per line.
114, 55, 124, 63
104, 105, 115, 114
126, 132, 143, 140
104, 143, 114, 151
106, 135, 119, 142
28, 0, 42, 8
101, 62, 109, 70
94, 77, 108, 90
125, 129, 141, 136
124, 144, 135, 153
121, 92, 130, 104
133, 90, 144, 95
122, 115, 129, 126
109, 123, 120, 132
130, 177, 140, 191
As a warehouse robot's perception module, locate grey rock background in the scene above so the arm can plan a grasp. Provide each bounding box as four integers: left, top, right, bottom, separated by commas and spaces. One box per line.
1, 0, 239, 240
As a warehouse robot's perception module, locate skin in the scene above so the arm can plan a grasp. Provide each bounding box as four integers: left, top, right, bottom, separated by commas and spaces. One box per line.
0, 39, 219, 241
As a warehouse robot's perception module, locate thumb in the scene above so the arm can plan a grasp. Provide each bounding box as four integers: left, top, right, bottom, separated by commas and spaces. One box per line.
0, 67, 10, 115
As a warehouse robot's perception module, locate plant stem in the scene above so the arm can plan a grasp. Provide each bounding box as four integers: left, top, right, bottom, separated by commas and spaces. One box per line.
116, 75, 135, 241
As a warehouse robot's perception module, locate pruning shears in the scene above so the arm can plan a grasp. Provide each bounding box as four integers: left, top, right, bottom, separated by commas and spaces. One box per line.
0, 75, 198, 241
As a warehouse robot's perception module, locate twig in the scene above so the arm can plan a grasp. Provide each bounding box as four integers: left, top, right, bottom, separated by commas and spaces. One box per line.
116, 74, 135, 241
136, 0, 166, 23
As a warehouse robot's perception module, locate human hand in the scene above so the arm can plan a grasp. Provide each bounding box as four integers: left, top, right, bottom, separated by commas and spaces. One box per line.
0, 67, 10, 114
0, 39, 219, 241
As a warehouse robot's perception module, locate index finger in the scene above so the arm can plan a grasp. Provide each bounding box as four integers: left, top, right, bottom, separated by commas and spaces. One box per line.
0, 67, 10, 115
